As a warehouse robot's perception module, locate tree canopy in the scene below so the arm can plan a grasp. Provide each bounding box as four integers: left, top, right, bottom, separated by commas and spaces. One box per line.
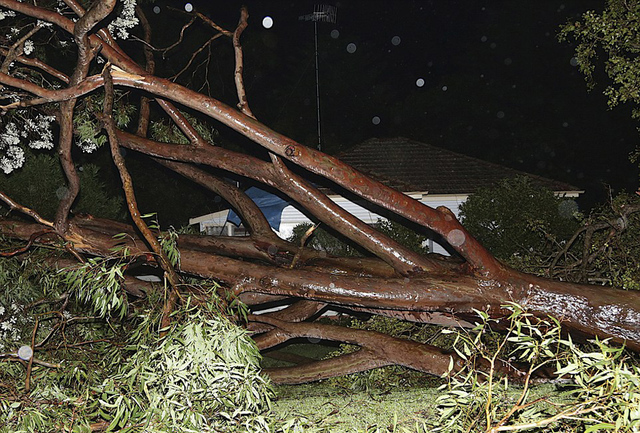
560, 0, 640, 187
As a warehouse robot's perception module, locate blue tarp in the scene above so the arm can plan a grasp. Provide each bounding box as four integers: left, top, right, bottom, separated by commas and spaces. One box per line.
227, 187, 290, 231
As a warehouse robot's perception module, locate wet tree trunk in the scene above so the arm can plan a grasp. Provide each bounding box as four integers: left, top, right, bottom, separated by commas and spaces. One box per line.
1, 0, 639, 384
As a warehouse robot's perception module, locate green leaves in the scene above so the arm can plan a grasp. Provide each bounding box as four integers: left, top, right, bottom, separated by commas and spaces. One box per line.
432, 304, 640, 432
459, 176, 580, 267
60, 258, 128, 319
99, 306, 274, 432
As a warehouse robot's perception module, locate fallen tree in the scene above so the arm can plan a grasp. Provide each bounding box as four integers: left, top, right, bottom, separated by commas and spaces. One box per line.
0, 0, 639, 386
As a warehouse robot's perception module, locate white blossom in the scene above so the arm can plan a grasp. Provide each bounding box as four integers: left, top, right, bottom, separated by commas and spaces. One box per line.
36, 19, 53, 28
23, 39, 34, 55
25, 114, 56, 150
1, 122, 20, 147
0, 305, 5, 316
0, 8, 16, 20
0, 145, 25, 174
0, 321, 12, 331
77, 138, 98, 153
108, 0, 139, 40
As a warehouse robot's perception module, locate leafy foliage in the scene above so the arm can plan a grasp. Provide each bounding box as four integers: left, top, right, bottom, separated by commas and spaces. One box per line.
97, 306, 274, 432
149, 112, 219, 145
559, 0, 640, 182
0, 253, 279, 432
433, 304, 640, 432
459, 176, 580, 269
1, 150, 125, 220
73, 91, 136, 153
559, 1, 640, 118
0, 237, 324, 432
61, 257, 129, 319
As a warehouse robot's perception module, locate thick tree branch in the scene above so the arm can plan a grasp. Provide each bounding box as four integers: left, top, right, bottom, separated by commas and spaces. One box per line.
54, 0, 117, 233
99, 67, 182, 331
154, 159, 278, 239
95, 65, 504, 276
134, 5, 155, 137
251, 315, 459, 384
2, 216, 640, 352
115, 130, 444, 274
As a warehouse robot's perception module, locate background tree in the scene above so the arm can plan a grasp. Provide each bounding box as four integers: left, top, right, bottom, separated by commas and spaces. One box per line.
461, 177, 640, 289
459, 176, 580, 272
560, 0, 640, 188
0, 149, 125, 220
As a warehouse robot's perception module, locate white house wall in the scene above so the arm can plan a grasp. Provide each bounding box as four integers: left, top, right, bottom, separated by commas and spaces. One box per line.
190, 193, 470, 255
276, 193, 468, 255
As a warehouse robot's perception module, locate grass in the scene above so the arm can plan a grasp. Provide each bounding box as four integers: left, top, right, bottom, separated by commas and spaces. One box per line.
272, 383, 441, 432
263, 342, 575, 432
262, 342, 442, 431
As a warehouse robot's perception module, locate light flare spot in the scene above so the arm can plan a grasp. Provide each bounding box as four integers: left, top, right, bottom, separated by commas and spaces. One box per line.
262, 16, 274, 29
447, 229, 466, 247
18, 345, 33, 360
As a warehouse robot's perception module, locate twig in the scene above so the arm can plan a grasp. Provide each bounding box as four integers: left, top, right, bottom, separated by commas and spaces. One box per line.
0, 191, 54, 227
0, 47, 69, 83
0, 23, 44, 73
130, 15, 197, 58
24, 317, 38, 392
0, 352, 61, 369
194, 11, 234, 37
488, 404, 604, 432
233, 6, 253, 117
290, 223, 319, 269
169, 34, 222, 82
0, 230, 55, 257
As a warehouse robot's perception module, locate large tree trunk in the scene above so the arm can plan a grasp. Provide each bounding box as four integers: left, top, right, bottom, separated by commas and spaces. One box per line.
1, 0, 639, 384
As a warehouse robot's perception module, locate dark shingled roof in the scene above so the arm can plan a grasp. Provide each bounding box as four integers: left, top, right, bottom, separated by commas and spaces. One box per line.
337, 137, 583, 195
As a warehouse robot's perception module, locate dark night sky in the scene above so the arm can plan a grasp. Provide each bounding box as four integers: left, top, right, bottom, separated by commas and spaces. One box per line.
151, 0, 639, 208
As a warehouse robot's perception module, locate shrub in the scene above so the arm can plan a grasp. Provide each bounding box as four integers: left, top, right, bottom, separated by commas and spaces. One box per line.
459, 176, 580, 270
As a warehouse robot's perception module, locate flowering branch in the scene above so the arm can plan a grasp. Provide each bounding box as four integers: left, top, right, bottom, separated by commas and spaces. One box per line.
0, 22, 43, 73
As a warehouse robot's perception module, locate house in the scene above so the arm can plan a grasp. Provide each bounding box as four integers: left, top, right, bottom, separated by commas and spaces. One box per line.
189, 137, 583, 254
